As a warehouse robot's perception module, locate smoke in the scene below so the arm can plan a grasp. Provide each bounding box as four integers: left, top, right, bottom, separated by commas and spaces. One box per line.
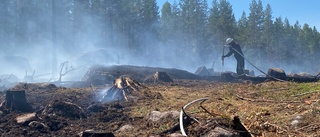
95, 85, 122, 103
0, 2, 226, 83
0, 2, 318, 85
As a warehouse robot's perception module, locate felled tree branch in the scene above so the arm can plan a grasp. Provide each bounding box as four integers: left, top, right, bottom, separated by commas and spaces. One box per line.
58, 61, 80, 82
236, 94, 302, 103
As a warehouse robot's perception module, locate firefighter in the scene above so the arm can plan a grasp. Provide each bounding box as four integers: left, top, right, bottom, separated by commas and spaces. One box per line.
222, 38, 245, 75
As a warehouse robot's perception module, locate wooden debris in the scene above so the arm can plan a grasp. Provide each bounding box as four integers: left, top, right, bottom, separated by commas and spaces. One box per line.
100, 76, 145, 102
16, 112, 37, 124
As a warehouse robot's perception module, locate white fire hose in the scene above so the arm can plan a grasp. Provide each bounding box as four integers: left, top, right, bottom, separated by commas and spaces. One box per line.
179, 98, 209, 136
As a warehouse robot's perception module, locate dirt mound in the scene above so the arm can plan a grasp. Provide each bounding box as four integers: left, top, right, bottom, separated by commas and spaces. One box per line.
12, 83, 58, 91
42, 100, 86, 119
82, 65, 201, 85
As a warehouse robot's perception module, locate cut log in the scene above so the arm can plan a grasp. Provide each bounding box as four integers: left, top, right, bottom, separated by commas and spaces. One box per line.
5, 90, 32, 112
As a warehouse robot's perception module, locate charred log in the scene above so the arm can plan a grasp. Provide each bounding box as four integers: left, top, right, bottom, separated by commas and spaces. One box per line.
81, 130, 115, 137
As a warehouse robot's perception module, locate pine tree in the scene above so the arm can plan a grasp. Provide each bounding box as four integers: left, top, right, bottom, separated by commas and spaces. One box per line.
236, 12, 248, 45
282, 18, 296, 66
273, 17, 285, 67
207, 0, 236, 58
207, 0, 236, 45
261, 4, 274, 67
207, 0, 220, 46
247, 0, 264, 68
179, 0, 208, 65
218, 0, 236, 39
247, 0, 264, 48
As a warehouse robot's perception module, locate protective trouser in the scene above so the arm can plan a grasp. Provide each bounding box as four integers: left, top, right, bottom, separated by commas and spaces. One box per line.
236, 57, 245, 75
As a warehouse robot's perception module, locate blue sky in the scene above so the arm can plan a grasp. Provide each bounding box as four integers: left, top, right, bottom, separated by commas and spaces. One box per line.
157, 0, 320, 29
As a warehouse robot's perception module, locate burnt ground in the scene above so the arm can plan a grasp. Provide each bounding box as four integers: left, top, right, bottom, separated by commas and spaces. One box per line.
0, 65, 320, 136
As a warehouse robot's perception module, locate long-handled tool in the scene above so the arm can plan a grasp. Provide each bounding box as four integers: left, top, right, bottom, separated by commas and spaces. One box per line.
222, 46, 225, 66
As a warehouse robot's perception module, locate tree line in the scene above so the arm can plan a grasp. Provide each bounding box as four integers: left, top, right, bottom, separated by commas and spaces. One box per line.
0, 0, 319, 73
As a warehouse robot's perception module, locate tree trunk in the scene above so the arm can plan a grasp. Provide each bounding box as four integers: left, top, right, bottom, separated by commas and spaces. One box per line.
5, 90, 32, 112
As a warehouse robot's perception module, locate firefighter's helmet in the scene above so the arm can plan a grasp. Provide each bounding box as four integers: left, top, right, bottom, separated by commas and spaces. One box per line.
226, 38, 233, 44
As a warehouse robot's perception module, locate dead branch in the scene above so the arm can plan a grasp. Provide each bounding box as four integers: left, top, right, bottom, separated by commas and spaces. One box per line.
199, 100, 220, 117
291, 90, 320, 97
34, 73, 51, 78
58, 61, 81, 82
236, 94, 303, 103
245, 88, 289, 95
0, 74, 13, 83
24, 70, 35, 82
295, 123, 320, 132
25, 70, 35, 77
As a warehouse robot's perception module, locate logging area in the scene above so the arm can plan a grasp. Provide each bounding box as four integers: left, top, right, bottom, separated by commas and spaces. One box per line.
1, 0, 320, 136
0, 65, 320, 136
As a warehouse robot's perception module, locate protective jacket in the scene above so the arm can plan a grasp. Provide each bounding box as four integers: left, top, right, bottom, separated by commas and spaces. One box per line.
223, 43, 245, 75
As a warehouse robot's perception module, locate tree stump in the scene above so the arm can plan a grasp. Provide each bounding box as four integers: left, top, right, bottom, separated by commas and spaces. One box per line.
100, 76, 145, 102
154, 71, 173, 83
267, 68, 287, 79
221, 72, 236, 81
195, 66, 210, 76
5, 90, 32, 112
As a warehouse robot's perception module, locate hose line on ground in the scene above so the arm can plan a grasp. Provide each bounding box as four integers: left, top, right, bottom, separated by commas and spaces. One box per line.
225, 45, 287, 82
